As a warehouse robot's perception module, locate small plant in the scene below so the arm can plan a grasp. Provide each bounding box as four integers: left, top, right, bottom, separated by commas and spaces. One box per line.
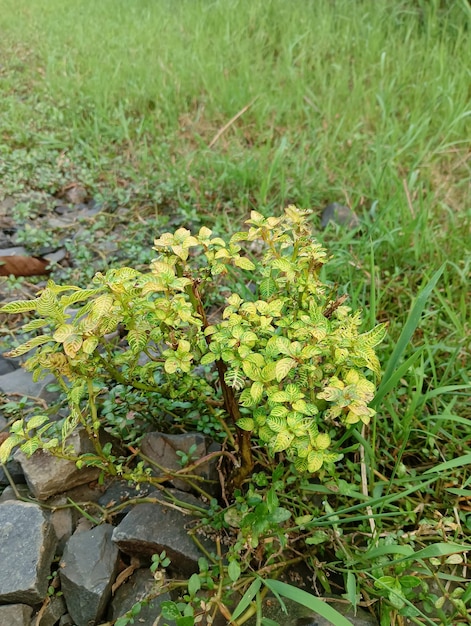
0, 206, 385, 488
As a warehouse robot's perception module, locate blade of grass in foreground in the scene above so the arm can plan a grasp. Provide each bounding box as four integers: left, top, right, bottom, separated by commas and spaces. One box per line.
372, 263, 446, 408
263, 579, 354, 626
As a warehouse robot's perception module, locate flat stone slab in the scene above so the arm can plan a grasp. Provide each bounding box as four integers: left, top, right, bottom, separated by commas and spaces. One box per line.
60, 523, 119, 626
0, 501, 57, 604
112, 490, 214, 576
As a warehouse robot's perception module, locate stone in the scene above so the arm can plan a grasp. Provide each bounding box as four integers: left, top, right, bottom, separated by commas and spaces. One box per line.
0, 604, 33, 626
60, 523, 119, 626
0, 457, 25, 487
98, 479, 152, 523
320, 203, 360, 230
0, 368, 58, 404
112, 489, 214, 576
108, 568, 171, 625
0, 354, 18, 374
0, 484, 31, 502
0, 501, 57, 604
34, 595, 67, 626
15, 428, 101, 499
140, 432, 220, 493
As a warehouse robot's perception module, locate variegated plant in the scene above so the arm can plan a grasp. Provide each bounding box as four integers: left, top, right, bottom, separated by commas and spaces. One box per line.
0, 206, 385, 486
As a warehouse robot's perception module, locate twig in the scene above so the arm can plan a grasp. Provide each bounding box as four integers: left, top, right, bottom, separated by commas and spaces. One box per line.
208, 97, 258, 149
402, 178, 416, 218
360, 425, 376, 537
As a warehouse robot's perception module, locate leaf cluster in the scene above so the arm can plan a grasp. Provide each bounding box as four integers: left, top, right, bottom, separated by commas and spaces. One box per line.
0, 206, 385, 476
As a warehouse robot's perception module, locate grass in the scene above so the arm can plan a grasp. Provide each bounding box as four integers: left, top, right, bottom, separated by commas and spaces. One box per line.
0, 0, 470, 623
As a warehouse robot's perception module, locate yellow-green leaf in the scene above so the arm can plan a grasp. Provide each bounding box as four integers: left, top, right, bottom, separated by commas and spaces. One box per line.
0, 299, 38, 313
63, 335, 83, 358
237, 417, 254, 431
0, 435, 23, 463
272, 431, 294, 453
275, 358, 296, 382
82, 337, 99, 354
4, 335, 52, 358
234, 256, 256, 271
250, 381, 264, 403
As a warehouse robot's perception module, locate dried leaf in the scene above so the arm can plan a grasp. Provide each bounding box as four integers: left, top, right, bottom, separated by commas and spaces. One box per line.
0, 255, 50, 277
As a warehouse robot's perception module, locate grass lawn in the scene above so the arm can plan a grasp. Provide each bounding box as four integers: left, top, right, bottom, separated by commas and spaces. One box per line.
0, 0, 470, 623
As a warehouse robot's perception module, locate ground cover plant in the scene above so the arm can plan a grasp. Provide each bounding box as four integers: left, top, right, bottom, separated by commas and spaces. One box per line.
0, 0, 470, 624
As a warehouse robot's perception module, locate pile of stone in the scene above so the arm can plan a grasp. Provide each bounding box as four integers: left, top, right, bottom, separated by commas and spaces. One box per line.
0, 360, 377, 626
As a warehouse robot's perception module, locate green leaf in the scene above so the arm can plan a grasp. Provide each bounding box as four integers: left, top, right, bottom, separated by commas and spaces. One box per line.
82, 337, 99, 354
200, 352, 216, 365
275, 358, 296, 382
0, 298, 38, 313
231, 578, 262, 621
424, 453, 471, 474
25, 415, 49, 432
0, 434, 23, 463
188, 573, 201, 597
228, 560, 241, 582
237, 417, 254, 431
259, 277, 278, 299
242, 360, 262, 382
250, 381, 264, 403
263, 580, 355, 626
20, 438, 41, 456
4, 334, 52, 358
374, 264, 445, 404
272, 431, 294, 453
234, 256, 256, 271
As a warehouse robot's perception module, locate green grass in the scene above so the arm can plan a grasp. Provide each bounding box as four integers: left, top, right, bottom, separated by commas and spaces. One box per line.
0, 0, 470, 623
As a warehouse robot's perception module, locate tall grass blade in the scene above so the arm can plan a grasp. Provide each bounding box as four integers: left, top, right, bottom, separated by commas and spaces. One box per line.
263, 580, 354, 626
373, 264, 446, 406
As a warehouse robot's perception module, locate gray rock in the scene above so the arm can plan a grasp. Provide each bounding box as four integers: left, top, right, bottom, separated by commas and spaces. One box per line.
0, 484, 31, 502
0, 354, 18, 374
98, 479, 152, 523
0, 458, 25, 487
112, 490, 214, 576
15, 428, 101, 499
141, 432, 219, 492
320, 203, 360, 230
0, 368, 58, 404
0, 603, 33, 626
34, 595, 67, 626
0, 501, 57, 604
60, 523, 119, 626
108, 568, 171, 625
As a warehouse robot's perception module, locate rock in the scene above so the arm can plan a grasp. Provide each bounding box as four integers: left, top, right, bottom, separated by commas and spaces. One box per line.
64, 185, 88, 205
0, 457, 25, 487
0, 501, 57, 604
140, 432, 220, 493
34, 595, 67, 626
0, 354, 18, 375
112, 489, 214, 576
0, 484, 31, 502
98, 479, 152, 523
60, 523, 119, 626
0, 368, 58, 404
108, 568, 171, 625
14, 428, 101, 500
320, 203, 360, 230
0, 604, 33, 626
